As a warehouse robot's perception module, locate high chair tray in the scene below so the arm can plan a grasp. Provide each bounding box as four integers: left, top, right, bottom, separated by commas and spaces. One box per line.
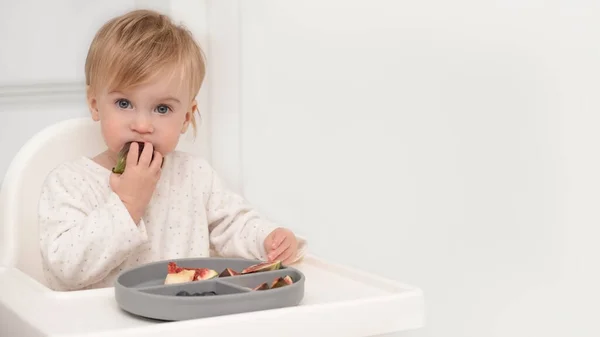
115, 257, 305, 321
0, 255, 424, 337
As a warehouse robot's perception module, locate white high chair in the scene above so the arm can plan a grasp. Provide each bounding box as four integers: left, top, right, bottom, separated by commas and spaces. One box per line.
0, 118, 424, 337
0, 118, 106, 286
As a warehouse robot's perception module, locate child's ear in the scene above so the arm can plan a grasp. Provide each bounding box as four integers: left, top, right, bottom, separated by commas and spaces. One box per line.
86, 86, 99, 121
181, 99, 197, 134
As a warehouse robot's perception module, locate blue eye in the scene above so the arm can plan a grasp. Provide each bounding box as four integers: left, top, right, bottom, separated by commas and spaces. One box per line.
156, 105, 171, 114
116, 99, 132, 109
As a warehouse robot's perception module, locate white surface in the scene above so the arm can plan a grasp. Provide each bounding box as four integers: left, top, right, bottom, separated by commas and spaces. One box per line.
210, 1, 599, 337
0, 0, 136, 86
205, 0, 245, 193
0, 255, 424, 337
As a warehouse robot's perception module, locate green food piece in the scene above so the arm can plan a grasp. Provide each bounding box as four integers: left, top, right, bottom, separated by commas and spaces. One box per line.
111, 141, 160, 174
112, 142, 132, 174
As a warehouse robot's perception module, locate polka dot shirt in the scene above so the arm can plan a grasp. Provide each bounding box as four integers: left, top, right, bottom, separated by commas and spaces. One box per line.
38, 151, 305, 291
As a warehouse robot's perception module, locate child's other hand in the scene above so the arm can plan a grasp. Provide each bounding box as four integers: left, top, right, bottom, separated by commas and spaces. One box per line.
264, 227, 298, 265
110, 142, 162, 224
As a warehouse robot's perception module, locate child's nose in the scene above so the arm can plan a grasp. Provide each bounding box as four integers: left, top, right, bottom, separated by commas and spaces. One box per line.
130, 113, 154, 134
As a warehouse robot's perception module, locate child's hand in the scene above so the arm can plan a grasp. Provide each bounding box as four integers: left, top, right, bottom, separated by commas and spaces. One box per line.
263, 227, 298, 265
110, 142, 163, 224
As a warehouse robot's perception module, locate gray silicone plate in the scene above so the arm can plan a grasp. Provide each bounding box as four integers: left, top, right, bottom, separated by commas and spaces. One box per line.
114, 257, 305, 321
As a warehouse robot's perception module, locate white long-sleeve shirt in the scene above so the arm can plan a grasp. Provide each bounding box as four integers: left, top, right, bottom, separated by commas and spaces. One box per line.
38, 151, 306, 291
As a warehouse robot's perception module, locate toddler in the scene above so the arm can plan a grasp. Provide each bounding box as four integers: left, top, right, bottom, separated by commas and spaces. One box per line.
38, 9, 306, 291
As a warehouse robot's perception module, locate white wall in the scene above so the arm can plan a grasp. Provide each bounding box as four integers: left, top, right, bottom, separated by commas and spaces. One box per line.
0, 0, 210, 185
220, 1, 600, 336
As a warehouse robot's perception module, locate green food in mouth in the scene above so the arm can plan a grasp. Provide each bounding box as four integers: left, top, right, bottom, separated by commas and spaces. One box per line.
111, 141, 158, 174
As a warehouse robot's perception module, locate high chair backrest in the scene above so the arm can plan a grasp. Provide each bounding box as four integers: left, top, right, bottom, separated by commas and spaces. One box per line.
0, 118, 107, 286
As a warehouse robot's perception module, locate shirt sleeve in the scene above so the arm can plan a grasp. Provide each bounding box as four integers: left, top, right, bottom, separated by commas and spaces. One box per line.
201, 160, 307, 262
38, 166, 149, 290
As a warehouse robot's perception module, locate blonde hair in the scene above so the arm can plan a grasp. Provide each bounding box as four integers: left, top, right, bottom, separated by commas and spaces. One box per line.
85, 9, 206, 132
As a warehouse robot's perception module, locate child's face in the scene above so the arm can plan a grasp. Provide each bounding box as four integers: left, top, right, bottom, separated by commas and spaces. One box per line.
87, 68, 196, 160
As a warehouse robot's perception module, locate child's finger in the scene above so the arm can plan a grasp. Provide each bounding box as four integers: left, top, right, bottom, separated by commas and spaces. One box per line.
138, 142, 153, 167
126, 142, 139, 166
275, 245, 294, 265
281, 248, 296, 265
150, 151, 163, 173
268, 238, 290, 261
272, 231, 286, 249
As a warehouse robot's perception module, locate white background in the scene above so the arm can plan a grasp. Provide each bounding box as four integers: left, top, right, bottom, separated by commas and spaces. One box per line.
2, 1, 600, 336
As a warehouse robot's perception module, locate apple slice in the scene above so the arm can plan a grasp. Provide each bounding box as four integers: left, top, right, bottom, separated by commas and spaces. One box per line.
164, 269, 195, 285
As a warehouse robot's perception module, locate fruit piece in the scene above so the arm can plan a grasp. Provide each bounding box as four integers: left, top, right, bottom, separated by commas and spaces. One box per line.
167, 262, 179, 273
218, 268, 240, 277
111, 142, 130, 174
112, 141, 141, 174
164, 269, 195, 285
253, 282, 270, 291
111, 141, 162, 174
241, 260, 282, 274
193, 268, 218, 281
176, 290, 191, 296
165, 262, 217, 284
168, 261, 182, 274
271, 275, 294, 288
270, 277, 286, 288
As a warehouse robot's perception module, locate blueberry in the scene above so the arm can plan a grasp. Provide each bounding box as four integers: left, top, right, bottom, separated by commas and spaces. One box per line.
192, 292, 202, 296
202, 291, 217, 296
176, 291, 190, 296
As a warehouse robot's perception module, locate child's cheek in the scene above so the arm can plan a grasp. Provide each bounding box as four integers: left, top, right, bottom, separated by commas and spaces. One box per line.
100, 115, 129, 153
156, 135, 178, 155
156, 121, 184, 155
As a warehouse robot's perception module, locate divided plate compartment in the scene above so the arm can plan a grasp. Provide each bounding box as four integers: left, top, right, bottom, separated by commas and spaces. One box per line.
114, 257, 305, 321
